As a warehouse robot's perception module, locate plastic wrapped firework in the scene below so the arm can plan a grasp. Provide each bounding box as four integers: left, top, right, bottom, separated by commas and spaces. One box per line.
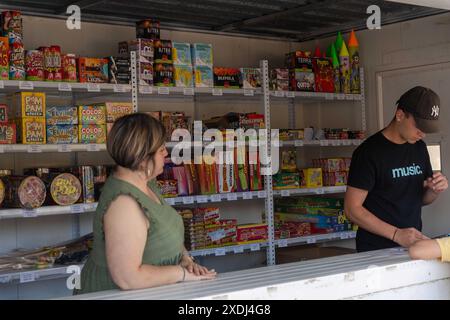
0, 37, 8, 80
62, 54, 77, 82
1, 11, 23, 45
25, 50, 44, 81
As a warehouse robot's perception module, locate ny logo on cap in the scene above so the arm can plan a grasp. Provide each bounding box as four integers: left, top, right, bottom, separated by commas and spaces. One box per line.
431, 105, 439, 118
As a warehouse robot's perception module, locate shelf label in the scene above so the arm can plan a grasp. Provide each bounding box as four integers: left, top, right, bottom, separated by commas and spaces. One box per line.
315, 188, 325, 195
244, 89, 254, 96
183, 197, 194, 204
158, 87, 170, 95
242, 192, 253, 200
340, 232, 350, 240
0, 80, 4, 89
86, 144, 100, 152
70, 204, 84, 214
212, 88, 223, 96
337, 94, 345, 100
250, 243, 260, 251
20, 271, 36, 283
210, 194, 221, 202
87, 83, 101, 92
353, 140, 361, 146
306, 237, 317, 244
57, 144, 71, 153
331, 140, 341, 146
183, 88, 194, 96
278, 239, 288, 248
345, 94, 354, 100
113, 84, 127, 93
0, 275, 11, 284
27, 145, 42, 153
286, 91, 295, 98
196, 195, 208, 203
215, 248, 226, 256
325, 93, 333, 100
165, 198, 175, 206
273, 91, 284, 97
257, 191, 266, 198
281, 190, 290, 197
58, 83, 72, 92
19, 81, 34, 90
226, 193, 238, 201
139, 85, 153, 94
294, 140, 304, 147
343, 140, 352, 146
233, 246, 244, 254
22, 209, 38, 218
320, 140, 329, 146
84, 204, 97, 212
0, 145, 4, 153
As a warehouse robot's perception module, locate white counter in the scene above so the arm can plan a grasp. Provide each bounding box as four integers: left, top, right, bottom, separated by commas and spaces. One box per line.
60, 248, 450, 300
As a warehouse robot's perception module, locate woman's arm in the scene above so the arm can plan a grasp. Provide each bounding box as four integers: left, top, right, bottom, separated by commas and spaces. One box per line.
409, 239, 442, 260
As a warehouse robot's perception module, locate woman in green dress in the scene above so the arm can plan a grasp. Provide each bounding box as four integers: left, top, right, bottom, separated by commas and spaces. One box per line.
77, 113, 216, 294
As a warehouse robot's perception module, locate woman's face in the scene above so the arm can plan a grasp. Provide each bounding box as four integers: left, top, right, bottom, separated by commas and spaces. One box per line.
150, 144, 168, 179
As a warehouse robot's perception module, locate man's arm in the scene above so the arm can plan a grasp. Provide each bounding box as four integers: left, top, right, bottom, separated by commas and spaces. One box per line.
345, 186, 428, 247
423, 172, 448, 205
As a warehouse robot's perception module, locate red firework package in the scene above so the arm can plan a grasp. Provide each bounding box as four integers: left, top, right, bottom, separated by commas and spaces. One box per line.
62, 54, 77, 82
313, 57, 334, 93
25, 50, 44, 81
78, 57, 108, 83
0, 37, 8, 80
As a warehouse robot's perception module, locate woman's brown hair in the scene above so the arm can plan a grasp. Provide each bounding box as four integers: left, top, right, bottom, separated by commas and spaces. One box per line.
107, 113, 166, 174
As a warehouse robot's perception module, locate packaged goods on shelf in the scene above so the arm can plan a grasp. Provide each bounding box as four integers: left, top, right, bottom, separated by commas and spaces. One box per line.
78, 105, 106, 124
234, 148, 249, 192
217, 161, 235, 193
174, 65, 193, 87
191, 43, 213, 67
0, 104, 7, 123
160, 111, 189, 139
312, 158, 350, 173
39, 46, 62, 81
80, 166, 95, 204
172, 42, 192, 66
108, 56, 130, 84
274, 221, 311, 239
279, 129, 304, 141
105, 102, 133, 122
16, 117, 46, 144
25, 49, 44, 81
281, 150, 297, 172
128, 38, 154, 62
323, 171, 347, 186
46, 106, 78, 125
46, 125, 78, 144
194, 65, 213, 87
61, 53, 77, 82
273, 172, 300, 190
2, 175, 46, 209
0, 37, 9, 80
136, 19, 160, 40
78, 124, 106, 144
157, 179, 178, 198
197, 155, 219, 195
12, 92, 46, 118
286, 51, 315, 92
248, 151, 262, 191
313, 57, 334, 93
153, 39, 172, 64
77, 57, 108, 83
213, 67, 241, 89
236, 223, 268, 244
269, 68, 289, 91
172, 166, 189, 196
300, 168, 323, 188
184, 163, 199, 195
0, 122, 16, 144
1, 11, 23, 44
49, 173, 82, 206
154, 63, 174, 86
138, 61, 153, 85
240, 68, 261, 89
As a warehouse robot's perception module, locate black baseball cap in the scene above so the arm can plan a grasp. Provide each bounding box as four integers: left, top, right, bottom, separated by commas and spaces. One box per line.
396, 86, 441, 133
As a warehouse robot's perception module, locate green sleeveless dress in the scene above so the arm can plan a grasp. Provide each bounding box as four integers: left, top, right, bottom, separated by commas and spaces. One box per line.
75, 176, 184, 294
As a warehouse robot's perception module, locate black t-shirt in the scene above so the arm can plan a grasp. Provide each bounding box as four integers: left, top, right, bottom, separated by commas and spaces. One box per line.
347, 130, 433, 252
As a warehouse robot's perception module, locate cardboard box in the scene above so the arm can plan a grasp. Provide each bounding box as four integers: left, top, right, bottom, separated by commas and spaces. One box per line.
0, 104, 7, 123
194, 65, 213, 88
153, 40, 172, 64
14, 92, 46, 118
46, 106, 78, 125
285, 51, 313, 69
128, 39, 154, 62
154, 63, 174, 87
213, 67, 241, 88
104, 102, 133, 122
289, 68, 315, 92
78, 105, 106, 125
78, 124, 106, 144
236, 223, 268, 243
77, 57, 108, 83
0, 36, 8, 80
301, 168, 323, 188
0, 122, 16, 144
172, 42, 192, 65
191, 43, 213, 67
16, 117, 46, 144
138, 61, 153, 86
313, 57, 334, 93
46, 125, 78, 144
240, 68, 261, 89
174, 65, 193, 88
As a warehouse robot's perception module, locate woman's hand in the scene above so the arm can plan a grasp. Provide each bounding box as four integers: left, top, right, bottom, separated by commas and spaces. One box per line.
180, 254, 215, 277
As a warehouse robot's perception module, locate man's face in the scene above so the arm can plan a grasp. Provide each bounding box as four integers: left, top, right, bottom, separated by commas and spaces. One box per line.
398, 110, 426, 143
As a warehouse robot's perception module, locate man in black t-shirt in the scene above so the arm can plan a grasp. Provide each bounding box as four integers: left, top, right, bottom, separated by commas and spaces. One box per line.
345, 86, 448, 252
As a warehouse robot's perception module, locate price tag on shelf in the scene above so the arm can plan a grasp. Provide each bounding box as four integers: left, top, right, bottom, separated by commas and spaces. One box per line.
250, 243, 260, 251
87, 144, 100, 152
212, 88, 223, 96
58, 82, 72, 91
278, 239, 288, 248
87, 83, 101, 92
158, 87, 170, 95
165, 198, 175, 206
0, 145, 4, 153
215, 248, 226, 256
286, 91, 295, 98
57, 144, 71, 153
331, 140, 341, 146
294, 140, 304, 147
226, 193, 238, 201
320, 140, 329, 146
139, 85, 153, 94
281, 190, 290, 197
27, 145, 42, 153
315, 188, 325, 195
0, 275, 11, 284
19, 81, 34, 90
20, 271, 36, 283
183, 197, 194, 204
210, 194, 221, 202
306, 237, 317, 244
345, 94, 354, 100
243, 192, 253, 200
325, 93, 333, 100
70, 204, 84, 214
353, 140, 361, 146
183, 88, 194, 96
243, 89, 254, 96
274, 91, 284, 97
22, 209, 38, 218
197, 195, 208, 203
257, 191, 266, 198
233, 246, 244, 254
84, 203, 97, 212
340, 232, 350, 240
343, 140, 352, 146
0, 80, 4, 89
113, 84, 127, 93
337, 94, 345, 100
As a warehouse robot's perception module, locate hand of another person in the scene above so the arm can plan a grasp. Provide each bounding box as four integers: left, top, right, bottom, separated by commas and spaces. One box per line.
424, 172, 448, 193
394, 227, 429, 248
180, 254, 215, 277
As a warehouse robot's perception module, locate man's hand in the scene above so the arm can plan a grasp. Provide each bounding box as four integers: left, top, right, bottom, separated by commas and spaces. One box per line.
424, 172, 448, 194
394, 228, 429, 248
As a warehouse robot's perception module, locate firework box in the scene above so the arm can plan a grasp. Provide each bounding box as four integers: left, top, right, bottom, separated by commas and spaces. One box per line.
0, 104, 7, 123
273, 172, 300, 190
0, 36, 8, 80
194, 65, 213, 88
0, 122, 16, 144
16, 117, 46, 144
46, 125, 78, 144
313, 57, 334, 93
128, 38, 154, 62
174, 65, 193, 88
285, 51, 313, 69
78, 105, 106, 125
13, 92, 46, 118
77, 57, 108, 83
213, 67, 241, 88
240, 68, 261, 89
153, 40, 172, 64
78, 124, 106, 144
301, 168, 323, 188
172, 42, 192, 66
236, 224, 268, 243
289, 68, 315, 92
108, 56, 130, 84
46, 106, 78, 125
154, 63, 174, 87
138, 61, 153, 86
104, 102, 133, 122
191, 43, 213, 67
